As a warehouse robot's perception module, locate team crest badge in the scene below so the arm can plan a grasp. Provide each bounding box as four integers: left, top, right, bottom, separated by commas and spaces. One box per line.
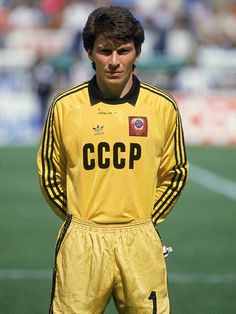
129, 116, 148, 136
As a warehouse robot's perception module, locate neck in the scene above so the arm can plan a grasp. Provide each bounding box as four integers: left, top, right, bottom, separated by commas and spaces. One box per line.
96, 74, 133, 99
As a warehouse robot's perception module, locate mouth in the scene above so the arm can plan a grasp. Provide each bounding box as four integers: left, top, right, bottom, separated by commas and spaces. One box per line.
106, 71, 123, 77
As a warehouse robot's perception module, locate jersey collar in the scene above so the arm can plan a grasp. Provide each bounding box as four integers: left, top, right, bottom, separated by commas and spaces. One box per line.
88, 74, 140, 106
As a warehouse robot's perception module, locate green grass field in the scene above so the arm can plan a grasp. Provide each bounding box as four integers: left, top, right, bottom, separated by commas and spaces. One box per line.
0, 145, 236, 313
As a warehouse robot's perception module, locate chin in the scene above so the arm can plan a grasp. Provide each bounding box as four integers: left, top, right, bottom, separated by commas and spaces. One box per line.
105, 76, 123, 84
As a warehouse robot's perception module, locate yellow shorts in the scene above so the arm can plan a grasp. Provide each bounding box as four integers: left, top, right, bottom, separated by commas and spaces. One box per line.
49, 215, 170, 314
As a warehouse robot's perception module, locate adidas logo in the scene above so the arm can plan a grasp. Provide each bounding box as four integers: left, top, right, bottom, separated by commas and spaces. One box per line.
93, 125, 104, 135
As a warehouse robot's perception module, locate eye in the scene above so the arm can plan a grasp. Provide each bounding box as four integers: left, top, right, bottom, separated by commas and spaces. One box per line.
98, 48, 112, 55
117, 48, 132, 55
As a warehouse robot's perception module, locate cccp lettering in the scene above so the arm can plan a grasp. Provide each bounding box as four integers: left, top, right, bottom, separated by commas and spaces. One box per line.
83, 142, 141, 170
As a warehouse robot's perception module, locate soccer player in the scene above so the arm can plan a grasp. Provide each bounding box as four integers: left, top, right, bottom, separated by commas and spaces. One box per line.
37, 6, 188, 314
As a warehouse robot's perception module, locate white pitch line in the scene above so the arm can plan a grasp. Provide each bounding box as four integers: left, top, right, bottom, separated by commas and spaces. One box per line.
0, 269, 52, 280
189, 163, 236, 201
169, 273, 236, 284
0, 269, 236, 284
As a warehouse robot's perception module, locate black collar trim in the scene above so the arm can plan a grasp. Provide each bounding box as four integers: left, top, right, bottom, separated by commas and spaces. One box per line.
88, 74, 140, 105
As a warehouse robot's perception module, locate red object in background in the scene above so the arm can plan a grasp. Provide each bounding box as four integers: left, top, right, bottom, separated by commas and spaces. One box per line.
175, 93, 236, 146
0, 9, 10, 33
40, 0, 65, 14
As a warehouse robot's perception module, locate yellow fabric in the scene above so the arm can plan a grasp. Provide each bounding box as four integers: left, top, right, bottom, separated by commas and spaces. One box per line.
37, 77, 188, 224
50, 216, 170, 314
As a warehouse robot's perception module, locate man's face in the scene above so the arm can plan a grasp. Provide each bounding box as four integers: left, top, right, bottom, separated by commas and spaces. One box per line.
88, 35, 140, 92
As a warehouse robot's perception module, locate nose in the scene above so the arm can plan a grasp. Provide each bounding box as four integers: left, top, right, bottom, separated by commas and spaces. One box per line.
108, 51, 120, 70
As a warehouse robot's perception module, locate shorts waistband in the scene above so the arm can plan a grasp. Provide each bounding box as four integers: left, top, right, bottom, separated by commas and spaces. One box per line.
68, 215, 152, 231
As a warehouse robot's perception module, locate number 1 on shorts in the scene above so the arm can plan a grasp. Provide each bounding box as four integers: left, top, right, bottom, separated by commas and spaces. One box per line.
148, 291, 157, 314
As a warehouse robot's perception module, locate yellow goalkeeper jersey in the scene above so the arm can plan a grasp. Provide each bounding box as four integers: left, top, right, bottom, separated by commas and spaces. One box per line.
37, 75, 188, 224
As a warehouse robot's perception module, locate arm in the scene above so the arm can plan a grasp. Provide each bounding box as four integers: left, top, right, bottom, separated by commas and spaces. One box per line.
152, 100, 188, 225
37, 100, 67, 220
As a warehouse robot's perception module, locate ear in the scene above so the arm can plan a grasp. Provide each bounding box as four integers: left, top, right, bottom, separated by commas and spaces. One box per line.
135, 48, 141, 63
88, 49, 94, 62
135, 54, 140, 63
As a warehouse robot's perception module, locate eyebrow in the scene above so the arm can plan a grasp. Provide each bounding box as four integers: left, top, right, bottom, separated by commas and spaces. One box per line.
97, 43, 133, 49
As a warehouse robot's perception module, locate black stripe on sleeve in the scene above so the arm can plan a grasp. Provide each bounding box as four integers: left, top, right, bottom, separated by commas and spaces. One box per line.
152, 113, 188, 224
139, 83, 187, 224
140, 83, 178, 110
41, 104, 67, 215
40, 83, 88, 216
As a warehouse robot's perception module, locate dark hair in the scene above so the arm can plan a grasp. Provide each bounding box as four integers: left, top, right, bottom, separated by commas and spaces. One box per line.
82, 6, 145, 54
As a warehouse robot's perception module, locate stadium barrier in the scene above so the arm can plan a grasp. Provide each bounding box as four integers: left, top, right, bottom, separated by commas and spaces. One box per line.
176, 93, 236, 146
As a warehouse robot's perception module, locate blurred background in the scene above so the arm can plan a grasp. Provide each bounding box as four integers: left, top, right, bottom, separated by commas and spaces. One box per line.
1, 0, 236, 144
0, 0, 236, 313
